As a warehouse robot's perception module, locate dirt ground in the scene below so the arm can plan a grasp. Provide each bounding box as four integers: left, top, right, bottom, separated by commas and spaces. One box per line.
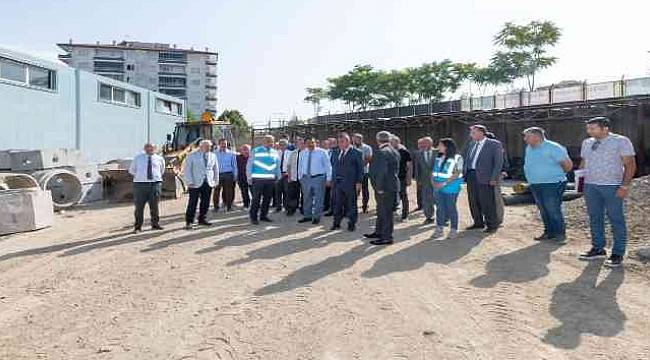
1, 189, 649, 360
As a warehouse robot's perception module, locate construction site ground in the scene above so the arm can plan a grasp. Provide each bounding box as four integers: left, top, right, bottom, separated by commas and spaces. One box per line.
1, 191, 649, 359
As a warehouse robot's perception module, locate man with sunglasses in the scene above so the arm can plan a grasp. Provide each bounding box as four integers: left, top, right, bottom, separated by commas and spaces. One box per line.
578, 117, 636, 268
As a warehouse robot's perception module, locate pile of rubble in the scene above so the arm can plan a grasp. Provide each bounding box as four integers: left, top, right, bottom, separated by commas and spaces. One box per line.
563, 175, 650, 260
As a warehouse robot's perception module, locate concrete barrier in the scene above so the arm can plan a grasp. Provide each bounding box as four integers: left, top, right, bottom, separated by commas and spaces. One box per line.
0, 188, 54, 235
31, 169, 83, 209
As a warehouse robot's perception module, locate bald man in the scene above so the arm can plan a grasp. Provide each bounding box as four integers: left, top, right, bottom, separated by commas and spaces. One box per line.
128, 143, 166, 232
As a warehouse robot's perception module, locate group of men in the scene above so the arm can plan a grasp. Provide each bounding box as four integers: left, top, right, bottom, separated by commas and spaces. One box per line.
129, 115, 636, 266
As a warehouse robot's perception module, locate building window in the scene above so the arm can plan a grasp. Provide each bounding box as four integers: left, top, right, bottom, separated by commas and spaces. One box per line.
190, 67, 200, 74
126, 64, 135, 71
98, 82, 141, 107
0, 56, 57, 90
159, 64, 185, 73
191, 79, 200, 85
156, 98, 183, 116
159, 88, 186, 98
159, 76, 186, 88
159, 52, 187, 63
95, 49, 124, 58
94, 61, 124, 73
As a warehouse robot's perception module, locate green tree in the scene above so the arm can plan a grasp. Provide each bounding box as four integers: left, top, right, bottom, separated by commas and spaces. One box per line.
409, 60, 462, 103
217, 109, 250, 144
493, 20, 561, 91
373, 69, 410, 108
326, 65, 380, 111
304, 87, 327, 118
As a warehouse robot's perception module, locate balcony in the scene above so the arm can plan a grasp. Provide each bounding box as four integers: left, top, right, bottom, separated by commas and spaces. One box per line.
205, 85, 217, 89
206, 72, 217, 78
205, 96, 218, 101
159, 84, 186, 89
206, 60, 217, 66
158, 72, 186, 77
93, 56, 124, 62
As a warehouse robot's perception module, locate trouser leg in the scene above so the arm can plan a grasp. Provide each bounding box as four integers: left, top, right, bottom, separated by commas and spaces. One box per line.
312, 176, 326, 220
585, 184, 606, 251
466, 171, 484, 227
400, 182, 409, 219
478, 183, 498, 229
602, 185, 627, 256
260, 181, 274, 218
422, 184, 435, 220
148, 182, 161, 226
185, 186, 201, 224
198, 181, 212, 222
213, 181, 222, 209
346, 185, 358, 224
416, 183, 423, 210
250, 181, 262, 220
301, 178, 313, 218
361, 174, 370, 211
133, 183, 148, 229
238, 180, 251, 208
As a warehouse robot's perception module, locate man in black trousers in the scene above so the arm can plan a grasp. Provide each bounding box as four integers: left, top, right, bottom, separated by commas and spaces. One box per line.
324, 137, 340, 216
364, 131, 400, 245
463, 125, 504, 233
330, 133, 363, 231
128, 143, 166, 232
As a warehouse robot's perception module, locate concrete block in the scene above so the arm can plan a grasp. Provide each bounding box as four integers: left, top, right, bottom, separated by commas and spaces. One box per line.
79, 180, 104, 203
10, 149, 87, 171
0, 189, 54, 235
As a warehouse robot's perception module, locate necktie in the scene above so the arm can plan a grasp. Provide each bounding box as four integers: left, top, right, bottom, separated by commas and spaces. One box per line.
424, 151, 429, 164
280, 151, 285, 170
307, 150, 313, 176
468, 142, 479, 168
147, 155, 153, 180
204, 152, 208, 167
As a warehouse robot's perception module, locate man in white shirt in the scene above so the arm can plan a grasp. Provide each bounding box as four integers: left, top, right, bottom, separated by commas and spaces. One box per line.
128, 143, 166, 233
184, 140, 220, 229
274, 139, 290, 212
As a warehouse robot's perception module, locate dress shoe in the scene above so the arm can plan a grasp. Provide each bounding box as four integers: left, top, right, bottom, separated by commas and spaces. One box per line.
286, 210, 295, 216
151, 224, 164, 231
466, 224, 484, 230
483, 227, 498, 234
251, 219, 259, 225
347, 223, 356, 232
312, 218, 320, 225
423, 218, 434, 225
198, 220, 212, 226
330, 224, 341, 231
370, 239, 394, 245
534, 232, 549, 241
133, 227, 142, 233
324, 212, 333, 217
260, 217, 273, 222
363, 233, 379, 239
184, 223, 194, 230
362, 207, 368, 214
212, 207, 220, 213
298, 217, 312, 223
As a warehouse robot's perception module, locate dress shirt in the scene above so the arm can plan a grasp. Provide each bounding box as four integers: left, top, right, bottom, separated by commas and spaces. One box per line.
279, 149, 289, 173
468, 138, 487, 170
215, 149, 238, 178
298, 147, 332, 181
129, 153, 165, 182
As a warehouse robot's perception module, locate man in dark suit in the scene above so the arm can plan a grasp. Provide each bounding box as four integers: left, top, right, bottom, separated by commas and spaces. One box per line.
413, 136, 438, 224
364, 131, 400, 245
323, 137, 340, 217
463, 125, 505, 233
330, 133, 363, 231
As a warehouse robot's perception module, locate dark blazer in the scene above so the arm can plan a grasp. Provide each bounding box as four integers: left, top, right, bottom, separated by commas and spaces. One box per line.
462, 138, 504, 184
369, 144, 400, 192
332, 147, 364, 187
328, 147, 341, 168
413, 148, 438, 184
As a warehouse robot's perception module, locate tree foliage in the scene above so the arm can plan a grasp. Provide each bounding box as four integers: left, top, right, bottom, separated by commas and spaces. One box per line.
305, 20, 561, 112
217, 109, 250, 143
493, 20, 561, 90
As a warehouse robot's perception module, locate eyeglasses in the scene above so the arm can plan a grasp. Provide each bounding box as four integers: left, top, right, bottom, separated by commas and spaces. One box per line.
591, 140, 601, 152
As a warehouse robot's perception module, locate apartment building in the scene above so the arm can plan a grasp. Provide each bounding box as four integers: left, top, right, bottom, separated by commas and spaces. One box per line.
58, 40, 218, 116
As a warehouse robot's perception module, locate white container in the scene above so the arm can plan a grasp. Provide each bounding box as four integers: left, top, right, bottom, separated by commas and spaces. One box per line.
574, 169, 586, 193
0, 189, 54, 235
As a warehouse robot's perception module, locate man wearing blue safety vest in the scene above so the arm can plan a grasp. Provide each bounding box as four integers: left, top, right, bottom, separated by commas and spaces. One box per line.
246, 135, 282, 224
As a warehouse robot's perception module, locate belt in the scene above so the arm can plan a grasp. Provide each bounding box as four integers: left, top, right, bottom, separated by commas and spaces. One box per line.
219, 171, 233, 175
310, 174, 325, 178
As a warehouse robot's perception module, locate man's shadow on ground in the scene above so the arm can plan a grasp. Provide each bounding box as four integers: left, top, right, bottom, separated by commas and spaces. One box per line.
470, 241, 562, 288
543, 260, 626, 349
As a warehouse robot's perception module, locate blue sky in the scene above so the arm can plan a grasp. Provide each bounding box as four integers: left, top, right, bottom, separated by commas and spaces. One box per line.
2, 0, 649, 125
